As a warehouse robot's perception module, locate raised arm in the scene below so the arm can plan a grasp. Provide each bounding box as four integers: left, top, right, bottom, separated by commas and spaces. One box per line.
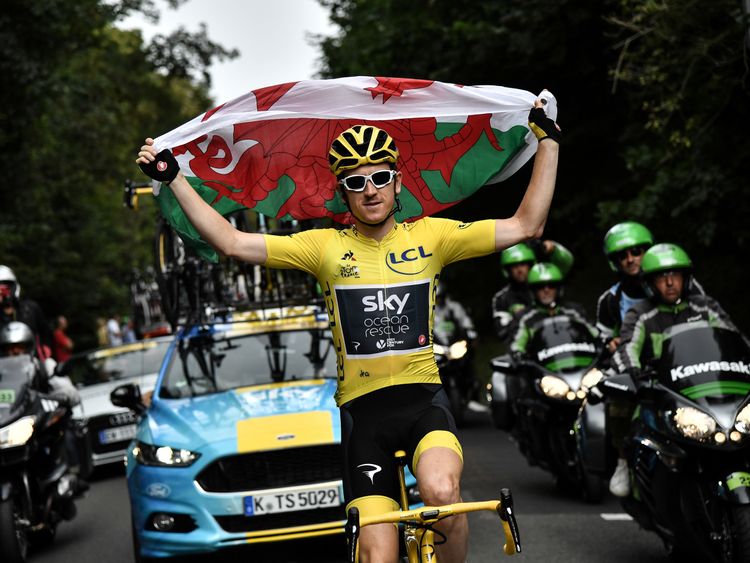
136, 138, 268, 265
494, 101, 560, 251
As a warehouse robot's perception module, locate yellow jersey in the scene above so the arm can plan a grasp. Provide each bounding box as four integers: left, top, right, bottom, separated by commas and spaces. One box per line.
264, 217, 495, 405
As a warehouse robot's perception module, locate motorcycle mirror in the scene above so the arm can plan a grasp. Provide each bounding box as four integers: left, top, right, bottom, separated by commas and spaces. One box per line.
110, 383, 147, 415
596, 372, 638, 401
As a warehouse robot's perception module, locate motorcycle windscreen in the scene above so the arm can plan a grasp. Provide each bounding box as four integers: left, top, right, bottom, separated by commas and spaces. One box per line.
527, 315, 598, 373
0, 355, 36, 424
655, 325, 750, 405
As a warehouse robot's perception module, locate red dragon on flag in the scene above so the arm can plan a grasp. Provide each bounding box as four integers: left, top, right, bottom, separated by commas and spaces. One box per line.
151, 76, 556, 261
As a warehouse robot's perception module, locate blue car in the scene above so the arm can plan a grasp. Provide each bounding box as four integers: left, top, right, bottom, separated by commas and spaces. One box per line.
115, 307, 418, 560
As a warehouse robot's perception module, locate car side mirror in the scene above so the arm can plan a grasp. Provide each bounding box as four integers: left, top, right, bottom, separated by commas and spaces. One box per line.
110, 383, 147, 415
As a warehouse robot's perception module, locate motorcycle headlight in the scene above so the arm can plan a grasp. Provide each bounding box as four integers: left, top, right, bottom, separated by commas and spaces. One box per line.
433, 344, 447, 356
673, 407, 717, 441
132, 441, 201, 467
540, 376, 570, 399
448, 340, 468, 360
580, 368, 604, 391
0, 416, 35, 449
735, 404, 750, 433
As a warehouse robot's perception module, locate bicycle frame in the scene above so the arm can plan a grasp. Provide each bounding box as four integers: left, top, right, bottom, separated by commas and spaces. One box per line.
344, 451, 521, 563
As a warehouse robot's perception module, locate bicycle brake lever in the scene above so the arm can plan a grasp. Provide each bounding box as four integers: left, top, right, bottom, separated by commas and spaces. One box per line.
498, 488, 522, 554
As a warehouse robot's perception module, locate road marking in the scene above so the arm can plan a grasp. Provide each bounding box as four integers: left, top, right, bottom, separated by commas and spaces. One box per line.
600, 513, 633, 521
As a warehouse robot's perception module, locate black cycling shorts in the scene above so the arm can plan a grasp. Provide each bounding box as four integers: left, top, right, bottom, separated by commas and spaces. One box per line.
340, 383, 462, 518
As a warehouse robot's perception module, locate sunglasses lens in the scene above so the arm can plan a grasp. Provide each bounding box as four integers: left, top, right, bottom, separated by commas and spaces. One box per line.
371, 170, 393, 187
343, 175, 366, 191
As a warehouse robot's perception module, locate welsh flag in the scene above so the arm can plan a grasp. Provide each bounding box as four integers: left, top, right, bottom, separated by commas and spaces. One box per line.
150, 76, 557, 261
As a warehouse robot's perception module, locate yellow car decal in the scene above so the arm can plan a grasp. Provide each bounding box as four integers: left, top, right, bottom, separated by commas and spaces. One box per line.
237, 411, 334, 452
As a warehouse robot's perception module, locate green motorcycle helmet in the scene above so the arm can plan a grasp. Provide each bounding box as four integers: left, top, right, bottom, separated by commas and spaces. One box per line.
500, 243, 536, 278
603, 221, 655, 272
527, 262, 563, 286
640, 243, 693, 300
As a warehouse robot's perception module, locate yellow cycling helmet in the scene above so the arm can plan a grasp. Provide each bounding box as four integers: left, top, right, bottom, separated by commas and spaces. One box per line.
328, 125, 400, 176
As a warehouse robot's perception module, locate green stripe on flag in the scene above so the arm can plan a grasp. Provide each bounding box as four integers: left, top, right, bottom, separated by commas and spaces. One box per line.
156, 177, 246, 263
255, 175, 296, 217
680, 381, 750, 400
420, 124, 528, 204
544, 356, 595, 372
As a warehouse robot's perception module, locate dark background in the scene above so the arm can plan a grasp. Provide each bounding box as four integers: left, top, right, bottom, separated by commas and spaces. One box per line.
2, 0, 749, 355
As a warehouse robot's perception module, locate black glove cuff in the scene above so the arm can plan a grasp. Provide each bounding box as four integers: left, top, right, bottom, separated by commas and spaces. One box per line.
528, 107, 562, 144
139, 149, 180, 184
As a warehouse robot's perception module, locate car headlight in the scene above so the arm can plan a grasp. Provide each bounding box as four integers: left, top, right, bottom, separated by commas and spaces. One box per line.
540, 376, 570, 399
735, 404, 750, 433
0, 416, 35, 449
673, 407, 717, 441
447, 340, 468, 360
580, 368, 604, 391
132, 441, 201, 467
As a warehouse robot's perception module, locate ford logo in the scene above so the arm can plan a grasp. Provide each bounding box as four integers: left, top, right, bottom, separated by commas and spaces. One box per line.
145, 483, 171, 498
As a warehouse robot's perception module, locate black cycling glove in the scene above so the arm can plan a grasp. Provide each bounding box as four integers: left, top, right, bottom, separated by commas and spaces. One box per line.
528, 107, 562, 144
139, 148, 180, 184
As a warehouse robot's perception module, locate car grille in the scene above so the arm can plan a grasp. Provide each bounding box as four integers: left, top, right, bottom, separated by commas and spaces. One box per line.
196, 444, 342, 493
214, 506, 345, 533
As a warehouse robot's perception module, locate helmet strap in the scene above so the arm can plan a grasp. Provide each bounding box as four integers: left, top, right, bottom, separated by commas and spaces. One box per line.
348, 196, 402, 228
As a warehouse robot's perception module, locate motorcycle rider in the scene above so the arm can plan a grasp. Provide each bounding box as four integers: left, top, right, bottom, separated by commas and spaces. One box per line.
0, 265, 53, 360
607, 243, 743, 496
434, 281, 478, 403
510, 262, 596, 357
492, 240, 574, 342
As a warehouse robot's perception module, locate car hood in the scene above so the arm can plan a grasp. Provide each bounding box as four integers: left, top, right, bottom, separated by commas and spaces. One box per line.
73, 373, 159, 418
141, 379, 340, 453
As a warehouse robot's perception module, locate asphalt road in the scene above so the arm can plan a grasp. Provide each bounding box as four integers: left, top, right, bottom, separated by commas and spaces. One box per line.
30, 406, 667, 563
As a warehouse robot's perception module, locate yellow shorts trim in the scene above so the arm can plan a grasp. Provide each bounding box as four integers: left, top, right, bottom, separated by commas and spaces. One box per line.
413, 430, 463, 471
346, 495, 400, 523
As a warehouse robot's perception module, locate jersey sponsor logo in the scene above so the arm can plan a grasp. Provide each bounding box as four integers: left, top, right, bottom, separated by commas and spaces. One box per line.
339, 264, 360, 278
341, 250, 356, 261
671, 360, 750, 382
335, 279, 431, 357
385, 246, 433, 275
357, 463, 382, 484
536, 342, 597, 361
457, 222, 472, 229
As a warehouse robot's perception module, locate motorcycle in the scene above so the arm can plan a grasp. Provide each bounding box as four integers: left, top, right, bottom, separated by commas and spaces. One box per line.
488, 314, 606, 502
0, 355, 84, 563
433, 315, 475, 427
583, 325, 750, 561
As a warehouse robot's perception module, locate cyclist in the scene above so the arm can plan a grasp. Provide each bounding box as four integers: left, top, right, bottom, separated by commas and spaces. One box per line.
510, 262, 596, 357
608, 243, 743, 496
492, 240, 573, 342
137, 100, 560, 563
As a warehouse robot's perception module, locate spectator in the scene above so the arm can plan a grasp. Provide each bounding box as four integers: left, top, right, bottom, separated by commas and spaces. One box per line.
106, 314, 122, 346
96, 317, 108, 347
121, 316, 136, 343
53, 315, 74, 363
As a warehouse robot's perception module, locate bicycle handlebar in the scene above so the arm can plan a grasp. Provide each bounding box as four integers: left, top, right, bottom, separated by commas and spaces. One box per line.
123, 180, 154, 210
350, 493, 522, 556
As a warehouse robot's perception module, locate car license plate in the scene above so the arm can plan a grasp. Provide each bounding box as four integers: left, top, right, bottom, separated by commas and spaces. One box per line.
98, 424, 136, 445
244, 484, 341, 516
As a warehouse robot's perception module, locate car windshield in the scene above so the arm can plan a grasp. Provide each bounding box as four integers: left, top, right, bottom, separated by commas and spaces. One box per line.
62, 340, 171, 387
159, 327, 337, 399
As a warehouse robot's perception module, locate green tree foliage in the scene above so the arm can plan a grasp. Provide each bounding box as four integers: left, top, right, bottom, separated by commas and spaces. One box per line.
315, 0, 750, 329
0, 0, 236, 349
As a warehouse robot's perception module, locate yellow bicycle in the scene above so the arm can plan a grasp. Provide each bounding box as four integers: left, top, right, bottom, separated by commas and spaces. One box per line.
344, 450, 521, 562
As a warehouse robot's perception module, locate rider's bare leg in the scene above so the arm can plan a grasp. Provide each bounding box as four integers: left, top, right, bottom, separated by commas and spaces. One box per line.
416, 446, 468, 563
358, 522, 399, 563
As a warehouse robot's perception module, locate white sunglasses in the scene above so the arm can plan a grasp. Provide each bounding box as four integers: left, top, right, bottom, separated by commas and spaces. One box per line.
339, 169, 396, 192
